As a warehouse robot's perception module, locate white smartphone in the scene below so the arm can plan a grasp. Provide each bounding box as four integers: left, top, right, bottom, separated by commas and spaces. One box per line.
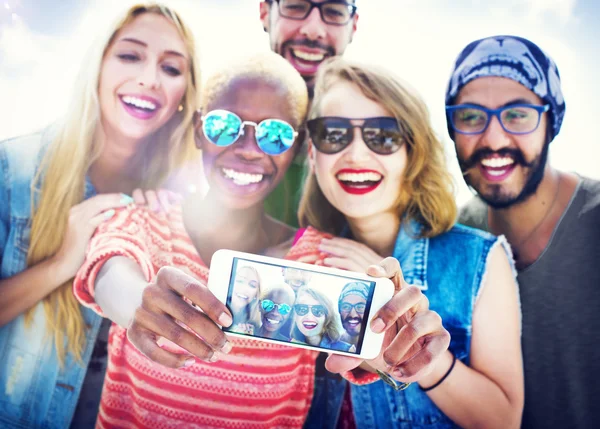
208, 249, 395, 359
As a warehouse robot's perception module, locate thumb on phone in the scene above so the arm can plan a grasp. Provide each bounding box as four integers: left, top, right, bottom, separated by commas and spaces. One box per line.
324, 354, 362, 374
365, 257, 407, 293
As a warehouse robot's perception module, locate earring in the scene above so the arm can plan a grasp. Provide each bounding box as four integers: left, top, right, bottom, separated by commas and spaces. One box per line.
263, 26, 268, 33
178, 104, 183, 112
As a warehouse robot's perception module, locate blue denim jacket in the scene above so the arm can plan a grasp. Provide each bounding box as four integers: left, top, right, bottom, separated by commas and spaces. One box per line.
0, 130, 102, 429
305, 221, 509, 429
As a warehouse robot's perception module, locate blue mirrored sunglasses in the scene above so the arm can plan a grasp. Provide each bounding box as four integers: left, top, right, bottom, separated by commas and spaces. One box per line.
261, 299, 291, 315
201, 109, 298, 155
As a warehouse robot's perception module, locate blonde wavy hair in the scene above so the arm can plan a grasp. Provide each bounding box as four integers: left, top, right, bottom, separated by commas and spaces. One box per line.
298, 58, 457, 238
25, 3, 201, 365
293, 286, 343, 343
200, 51, 308, 127
233, 266, 263, 329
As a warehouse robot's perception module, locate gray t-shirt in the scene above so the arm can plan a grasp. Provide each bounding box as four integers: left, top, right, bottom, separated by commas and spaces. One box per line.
459, 177, 600, 429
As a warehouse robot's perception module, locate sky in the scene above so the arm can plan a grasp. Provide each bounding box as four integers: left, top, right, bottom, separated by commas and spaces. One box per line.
1, 0, 598, 205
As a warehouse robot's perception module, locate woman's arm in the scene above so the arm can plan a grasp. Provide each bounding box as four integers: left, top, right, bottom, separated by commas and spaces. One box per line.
94, 256, 146, 328
417, 243, 524, 429
91, 257, 233, 368
72, 204, 233, 369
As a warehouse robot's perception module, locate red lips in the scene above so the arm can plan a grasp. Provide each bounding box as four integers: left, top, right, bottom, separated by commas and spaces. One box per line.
335, 169, 383, 195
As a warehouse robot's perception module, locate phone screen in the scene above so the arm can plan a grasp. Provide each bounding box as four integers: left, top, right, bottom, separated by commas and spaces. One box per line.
224, 257, 376, 355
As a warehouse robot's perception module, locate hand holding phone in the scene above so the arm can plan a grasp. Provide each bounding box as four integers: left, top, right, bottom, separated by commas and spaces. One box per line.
126, 266, 233, 369
208, 250, 395, 359
326, 257, 451, 384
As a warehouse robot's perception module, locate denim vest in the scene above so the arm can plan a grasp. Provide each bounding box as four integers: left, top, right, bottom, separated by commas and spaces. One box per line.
305, 221, 505, 429
0, 130, 102, 429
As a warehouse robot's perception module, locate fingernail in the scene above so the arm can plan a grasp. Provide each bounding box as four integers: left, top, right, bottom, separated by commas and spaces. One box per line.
120, 194, 134, 205
373, 265, 386, 274
208, 353, 219, 363
392, 367, 404, 378
221, 341, 233, 354
371, 317, 385, 333
182, 358, 195, 368
103, 209, 115, 220
218, 312, 233, 327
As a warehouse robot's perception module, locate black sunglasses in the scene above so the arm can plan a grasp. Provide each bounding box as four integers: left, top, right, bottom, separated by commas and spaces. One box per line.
306, 117, 405, 155
294, 304, 326, 317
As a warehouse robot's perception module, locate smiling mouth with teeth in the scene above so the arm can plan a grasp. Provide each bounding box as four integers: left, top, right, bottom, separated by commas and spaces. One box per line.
302, 321, 318, 329
222, 168, 265, 186
266, 318, 281, 325
480, 157, 516, 177
291, 49, 326, 63
336, 171, 383, 186
235, 293, 249, 300
121, 95, 158, 111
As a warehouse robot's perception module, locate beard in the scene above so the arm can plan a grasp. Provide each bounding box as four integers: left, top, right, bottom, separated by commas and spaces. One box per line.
342, 315, 363, 335
459, 142, 550, 209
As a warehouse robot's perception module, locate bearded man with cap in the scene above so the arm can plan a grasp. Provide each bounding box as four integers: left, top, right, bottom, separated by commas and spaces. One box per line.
447, 35, 600, 429
338, 282, 370, 347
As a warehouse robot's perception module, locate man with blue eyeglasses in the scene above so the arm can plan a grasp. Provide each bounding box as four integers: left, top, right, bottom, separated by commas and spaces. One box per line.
260, 0, 359, 227
338, 281, 369, 348
448, 35, 600, 429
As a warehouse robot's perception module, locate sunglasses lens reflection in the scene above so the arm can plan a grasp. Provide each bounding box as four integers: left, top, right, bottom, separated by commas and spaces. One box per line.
256, 119, 296, 155
363, 118, 404, 155
294, 304, 308, 316
312, 305, 325, 317
261, 299, 275, 312
203, 110, 241, 146
307, 117, 353, 154
279, 304, 291, 315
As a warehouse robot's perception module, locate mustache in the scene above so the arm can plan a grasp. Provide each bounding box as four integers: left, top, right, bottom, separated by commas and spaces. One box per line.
343, 316, 362, 324
281, 39, 336, 57
459, 148, 534, 172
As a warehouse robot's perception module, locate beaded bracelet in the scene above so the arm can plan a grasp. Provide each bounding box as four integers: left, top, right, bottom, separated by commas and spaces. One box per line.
420, 353, 457, 392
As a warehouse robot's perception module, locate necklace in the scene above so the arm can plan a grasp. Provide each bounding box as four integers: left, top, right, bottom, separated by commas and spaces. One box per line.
513, 174, 562, 257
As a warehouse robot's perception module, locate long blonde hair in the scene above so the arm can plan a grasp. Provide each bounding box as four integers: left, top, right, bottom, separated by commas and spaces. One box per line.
299, 58, 456, 238
25, 3, 201, 364
233, 266, 263, 329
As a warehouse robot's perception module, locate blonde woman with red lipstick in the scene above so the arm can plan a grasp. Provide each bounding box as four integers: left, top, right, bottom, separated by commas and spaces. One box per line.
0, 4, 200, 428
296, 58, 524, 429
291, 286, 354, 352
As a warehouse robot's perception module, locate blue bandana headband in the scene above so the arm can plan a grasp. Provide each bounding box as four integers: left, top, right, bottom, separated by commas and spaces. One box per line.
338, 282, 370, 307
445, 35, 565, 142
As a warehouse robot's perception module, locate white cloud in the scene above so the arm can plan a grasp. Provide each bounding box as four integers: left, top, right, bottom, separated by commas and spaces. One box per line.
0, 20, 76, 139
523, 0, 577, 22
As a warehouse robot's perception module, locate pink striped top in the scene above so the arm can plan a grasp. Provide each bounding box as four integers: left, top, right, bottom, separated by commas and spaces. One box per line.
74, 205, 330, 429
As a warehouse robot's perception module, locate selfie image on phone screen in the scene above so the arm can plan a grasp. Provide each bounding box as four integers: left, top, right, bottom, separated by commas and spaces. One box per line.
225, 258, 376, 355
